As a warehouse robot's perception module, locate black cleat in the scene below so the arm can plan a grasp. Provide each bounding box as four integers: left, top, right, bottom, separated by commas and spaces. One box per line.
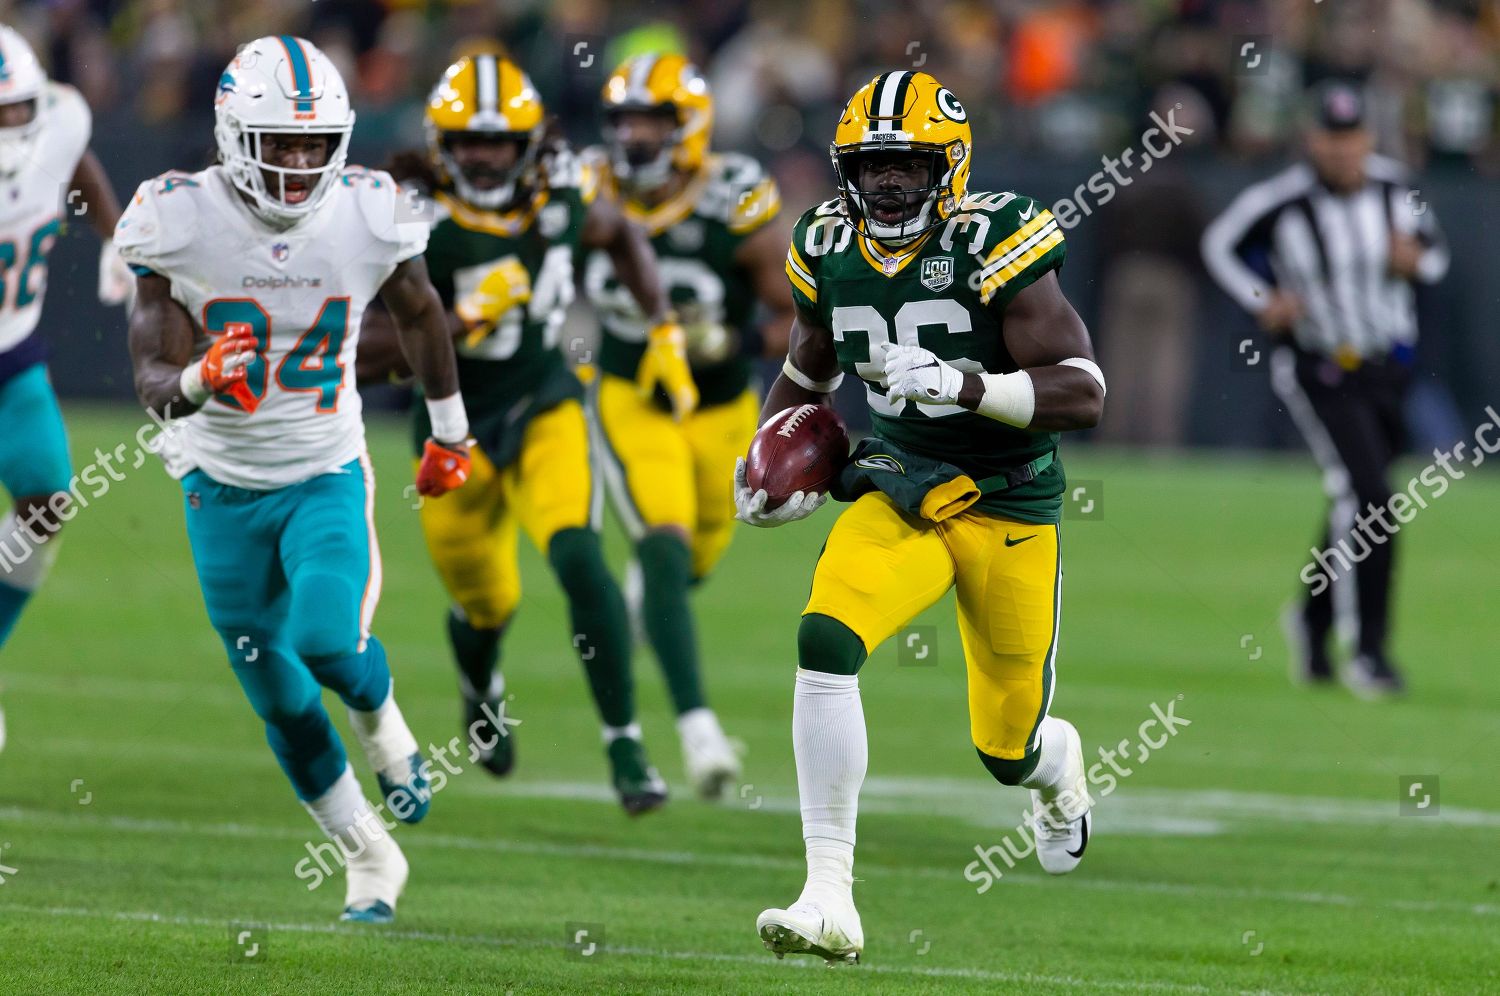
1281, 604, 1335, 685
461, 676, 516, 777
607, 736, 668, 816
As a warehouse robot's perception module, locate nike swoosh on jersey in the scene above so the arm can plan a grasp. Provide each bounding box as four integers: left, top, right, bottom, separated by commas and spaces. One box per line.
1004, 533, 1036, 547
1018, 204, 1036, 220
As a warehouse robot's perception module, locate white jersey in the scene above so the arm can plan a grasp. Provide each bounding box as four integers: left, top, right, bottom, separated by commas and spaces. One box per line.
0, 82, 90, 356
115, 165, 427, 490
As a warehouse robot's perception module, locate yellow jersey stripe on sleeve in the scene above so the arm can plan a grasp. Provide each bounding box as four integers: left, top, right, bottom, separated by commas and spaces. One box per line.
979, 229, 1064, 304
983, 210, 1056, 267
785, 257, 817, 303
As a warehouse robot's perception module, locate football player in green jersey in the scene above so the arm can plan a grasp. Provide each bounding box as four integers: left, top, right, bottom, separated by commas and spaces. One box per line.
359, 53, 685, 815
581, 53, 795, 799
735, 71, 1108, 963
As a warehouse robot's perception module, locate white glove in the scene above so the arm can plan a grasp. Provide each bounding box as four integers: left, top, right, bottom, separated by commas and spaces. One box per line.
98, 239, 136, 310
734, 457, 828, 528
883, 344, 964, 406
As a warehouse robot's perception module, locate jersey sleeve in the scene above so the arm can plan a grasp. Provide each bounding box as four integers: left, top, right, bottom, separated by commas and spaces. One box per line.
974, 194, 1066, 310
113, 173, 201, 277
350, 167, 431, 270
784, 203, 827, 316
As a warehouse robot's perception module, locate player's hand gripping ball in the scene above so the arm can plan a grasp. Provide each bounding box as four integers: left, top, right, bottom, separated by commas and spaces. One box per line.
735, 404, 848, 527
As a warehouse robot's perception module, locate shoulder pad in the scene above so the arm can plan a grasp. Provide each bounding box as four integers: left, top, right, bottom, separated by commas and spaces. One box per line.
347, 166, 431, 259
813, 197, 845, 218
697, 154, 780, 233
113, 170, 206, 271
948, 191, 1065, 306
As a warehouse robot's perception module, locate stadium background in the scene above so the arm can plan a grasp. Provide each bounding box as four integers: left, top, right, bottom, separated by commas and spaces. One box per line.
13, 0, 1500, 452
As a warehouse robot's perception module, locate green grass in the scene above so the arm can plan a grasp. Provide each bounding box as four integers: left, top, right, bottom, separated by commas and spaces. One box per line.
1, 406, 1497, 994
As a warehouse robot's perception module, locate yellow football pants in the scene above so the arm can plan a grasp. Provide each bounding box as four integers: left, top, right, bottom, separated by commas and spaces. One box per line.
804, 492, 1061, 760
418, 399, 597, 629
591, 372, 760, 579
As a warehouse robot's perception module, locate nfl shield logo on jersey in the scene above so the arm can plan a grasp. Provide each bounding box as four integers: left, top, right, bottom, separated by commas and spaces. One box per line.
921, 256, 954, 292
271, 242, 290, 264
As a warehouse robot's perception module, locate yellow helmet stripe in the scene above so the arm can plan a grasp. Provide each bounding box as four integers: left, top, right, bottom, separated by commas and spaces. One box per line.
475, 54, 499, 117
870, 70, 913, 132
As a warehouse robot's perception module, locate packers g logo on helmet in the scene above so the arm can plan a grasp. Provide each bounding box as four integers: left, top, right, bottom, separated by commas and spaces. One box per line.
600, 53, 712, 190
829, 71, 973, 243
426, 53, 545, 210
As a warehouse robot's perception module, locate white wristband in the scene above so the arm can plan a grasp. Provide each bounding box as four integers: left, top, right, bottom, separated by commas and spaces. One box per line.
1058, 357, 1106, 396
178, 362, 209, 405
425, 392, 470, 444
782, 357, 844, 394
976, 370, 1035, 428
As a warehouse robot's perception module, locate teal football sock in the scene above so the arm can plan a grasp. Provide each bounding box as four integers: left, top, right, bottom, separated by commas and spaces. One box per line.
637, 531, 705, 714
550, 527, 635, 728
0, 581, 32, 648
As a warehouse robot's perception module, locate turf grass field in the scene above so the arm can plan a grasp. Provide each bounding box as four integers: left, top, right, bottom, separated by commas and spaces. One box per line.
0, 406, 1496, 994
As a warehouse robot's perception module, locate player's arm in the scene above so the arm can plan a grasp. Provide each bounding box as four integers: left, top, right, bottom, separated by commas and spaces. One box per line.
965, 271, 1103, 431
882, 270, 1103, 432
69, 150, 135, 307
760, 302, 841, 419
582, 193, 698, 418
735, 217, 797, 359
127, 273, 252, 419
377, 255, 472, 497
736, 302, 840, 527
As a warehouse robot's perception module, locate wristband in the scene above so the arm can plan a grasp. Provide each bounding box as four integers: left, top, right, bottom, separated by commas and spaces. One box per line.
179, 363, 210, 405
975, 370, 1035, 428
782, 357, 844, 394
426, 392, 470, 444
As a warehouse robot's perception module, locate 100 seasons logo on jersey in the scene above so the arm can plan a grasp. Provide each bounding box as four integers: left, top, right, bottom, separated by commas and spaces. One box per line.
921, 256, 954, 293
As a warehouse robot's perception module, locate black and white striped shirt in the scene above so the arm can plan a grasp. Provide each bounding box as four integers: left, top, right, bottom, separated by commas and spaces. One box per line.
1201, 155, 1449, 360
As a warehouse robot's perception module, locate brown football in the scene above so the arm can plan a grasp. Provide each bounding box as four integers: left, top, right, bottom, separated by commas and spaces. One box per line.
745, 404, 850, 510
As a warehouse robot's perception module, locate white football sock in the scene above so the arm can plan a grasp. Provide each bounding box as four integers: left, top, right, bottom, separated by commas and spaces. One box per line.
302, 764, 391, 856
601, 721, 642, 744
0, 511, 61, 592
1021, 715, 1073, 801
347, 681, 420, 777
793, 668, 867, 896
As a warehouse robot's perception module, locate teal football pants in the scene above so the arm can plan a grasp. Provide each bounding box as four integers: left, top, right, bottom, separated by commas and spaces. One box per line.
181, 458, 391, 801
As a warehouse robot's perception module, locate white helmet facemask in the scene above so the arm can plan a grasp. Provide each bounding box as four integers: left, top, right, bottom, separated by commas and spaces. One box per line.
213, 36, 355, 227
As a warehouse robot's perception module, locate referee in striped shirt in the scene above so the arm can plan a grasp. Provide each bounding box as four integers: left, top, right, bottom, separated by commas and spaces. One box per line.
1201, 81, 1450, 696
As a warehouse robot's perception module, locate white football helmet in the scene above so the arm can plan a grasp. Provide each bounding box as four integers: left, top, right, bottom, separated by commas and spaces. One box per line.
213, 35, 355, 226
0, 25, 47, 178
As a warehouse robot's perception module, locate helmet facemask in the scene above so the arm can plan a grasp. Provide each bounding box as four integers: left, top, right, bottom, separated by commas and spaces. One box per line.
602, 105, 681, 194
215, 117, 352, 227
832, 145, 951, 245
434, 128, 540, 210
0, 98, 42, 178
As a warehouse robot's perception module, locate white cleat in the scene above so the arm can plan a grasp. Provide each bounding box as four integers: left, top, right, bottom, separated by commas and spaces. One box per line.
756, 890, 863, 965
677, 707, 742, 800
1031, 717, 1093, 875
340, 828, 409, 924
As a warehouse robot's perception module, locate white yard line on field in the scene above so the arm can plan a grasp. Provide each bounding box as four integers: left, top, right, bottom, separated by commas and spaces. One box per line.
0, 806, 1494, 920
0, 901, 1277, 994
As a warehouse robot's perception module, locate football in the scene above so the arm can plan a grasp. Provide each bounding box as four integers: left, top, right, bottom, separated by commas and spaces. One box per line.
745, 404, 850, 509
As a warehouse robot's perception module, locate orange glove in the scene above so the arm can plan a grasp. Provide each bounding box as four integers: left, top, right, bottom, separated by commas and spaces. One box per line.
183, 322, 259, 412
416, 438, 471, 497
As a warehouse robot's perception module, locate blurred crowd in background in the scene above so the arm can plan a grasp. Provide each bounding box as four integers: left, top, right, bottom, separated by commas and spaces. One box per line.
10, 0, 1498, 170
5, 0, 1497, 450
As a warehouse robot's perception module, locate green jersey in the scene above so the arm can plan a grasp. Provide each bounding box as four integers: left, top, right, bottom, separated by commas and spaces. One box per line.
786, 192, 1068, 523
414, 155, 589, 462
583, 151, 780, 408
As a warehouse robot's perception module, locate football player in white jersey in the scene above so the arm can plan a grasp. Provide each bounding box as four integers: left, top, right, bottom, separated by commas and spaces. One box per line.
119, 36, 471, 924
0, 24, 133, 750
